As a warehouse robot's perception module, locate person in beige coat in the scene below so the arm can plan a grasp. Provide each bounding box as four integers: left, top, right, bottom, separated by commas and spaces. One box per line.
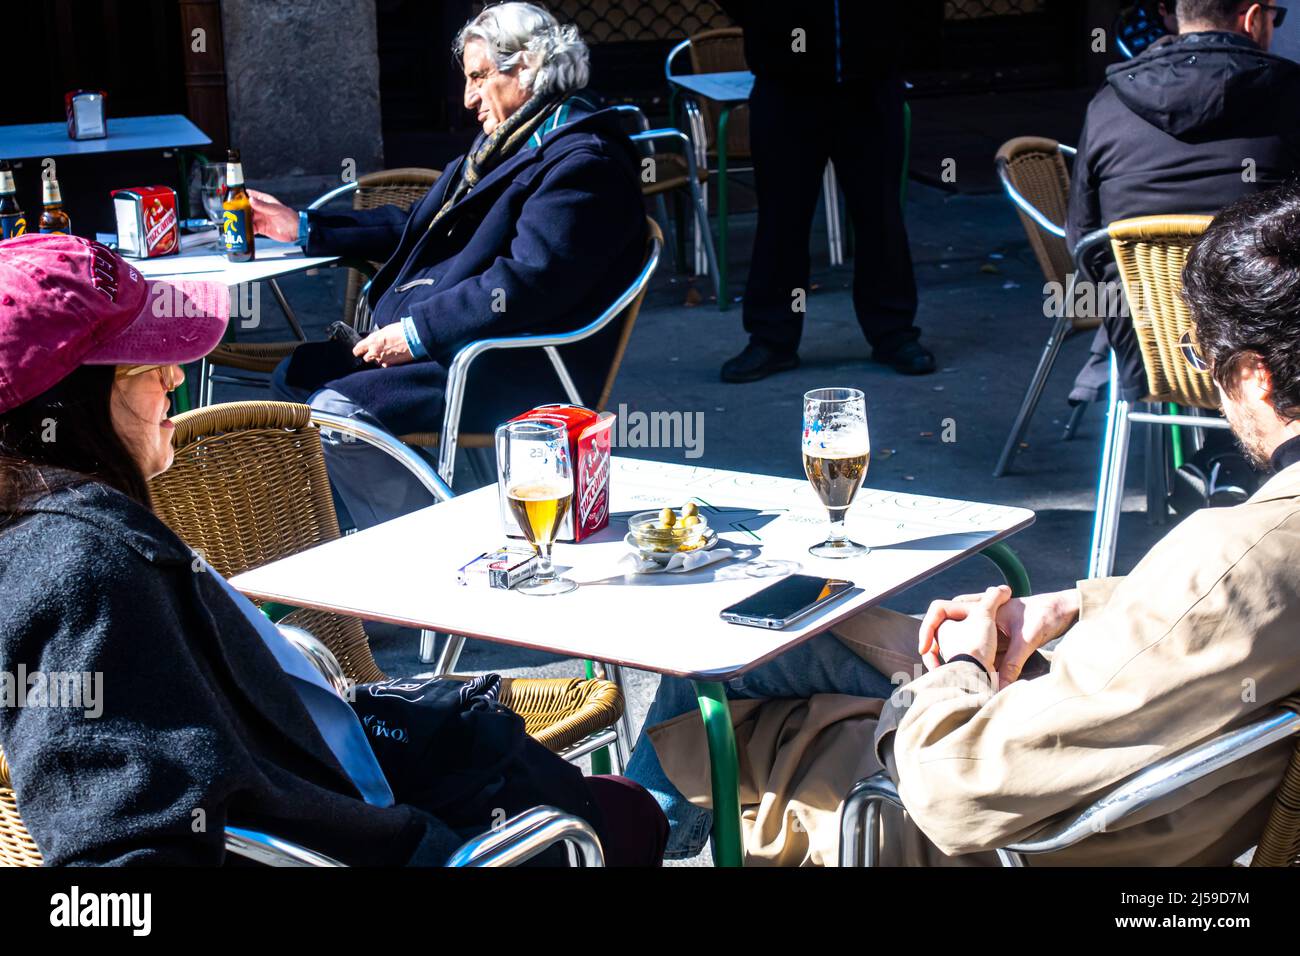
629, 184, 1300, 866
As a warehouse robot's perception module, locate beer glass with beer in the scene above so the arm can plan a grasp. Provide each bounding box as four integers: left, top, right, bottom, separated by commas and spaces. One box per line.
803, 387, 870, 558
498, 420, 578, 596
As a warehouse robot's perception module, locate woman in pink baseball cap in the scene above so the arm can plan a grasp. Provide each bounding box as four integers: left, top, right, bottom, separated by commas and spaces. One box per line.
0, 235, 667, 868
0, 234, 229, 503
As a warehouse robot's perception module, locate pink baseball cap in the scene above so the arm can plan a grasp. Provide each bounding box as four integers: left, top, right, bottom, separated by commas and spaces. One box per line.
0, 233, 229, 414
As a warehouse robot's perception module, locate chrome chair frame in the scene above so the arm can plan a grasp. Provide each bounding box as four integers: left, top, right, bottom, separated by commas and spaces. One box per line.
225, 805, 605, 867
433, 229, 662, 487
840, 704, 1300, 867
665, 39, 845, 270
612, 104, 722, 300
1072, 226, 1230, 579
993, 142, 1082, 478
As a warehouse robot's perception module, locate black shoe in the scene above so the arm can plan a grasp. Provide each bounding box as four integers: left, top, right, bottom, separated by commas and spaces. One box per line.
874, 341, 936, 376
720, 343, 800, 383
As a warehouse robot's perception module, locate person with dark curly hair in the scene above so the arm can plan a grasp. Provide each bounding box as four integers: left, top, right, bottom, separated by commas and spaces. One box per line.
631, 184, 1300, 866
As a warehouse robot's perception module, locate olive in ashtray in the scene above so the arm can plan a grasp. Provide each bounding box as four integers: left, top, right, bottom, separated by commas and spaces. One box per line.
629, 503, 710, 554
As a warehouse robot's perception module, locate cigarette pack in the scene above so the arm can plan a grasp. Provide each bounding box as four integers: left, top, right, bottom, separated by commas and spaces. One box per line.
457, 546, 539, 590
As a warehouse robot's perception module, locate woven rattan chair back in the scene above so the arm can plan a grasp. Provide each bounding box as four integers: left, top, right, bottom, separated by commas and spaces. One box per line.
1252, 695, 1300, 866
996, 137, 1073, 288
341, 168, 441, 326
687, 27, 750, 160
148, 400, 387, 684
1107, 215, 1217, 408
0, 749, 42, 866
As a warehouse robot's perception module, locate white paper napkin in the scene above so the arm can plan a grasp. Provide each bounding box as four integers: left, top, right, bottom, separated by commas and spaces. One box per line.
621, 546, 751, 574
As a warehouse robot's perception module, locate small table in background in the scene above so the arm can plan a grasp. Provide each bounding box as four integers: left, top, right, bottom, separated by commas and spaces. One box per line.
120, 234, 339, 411
667, 70, 754, 309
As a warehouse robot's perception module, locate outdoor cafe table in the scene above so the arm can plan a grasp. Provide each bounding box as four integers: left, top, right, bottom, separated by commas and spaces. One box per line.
230, 456, 1035, 867
666, 70, 754, 308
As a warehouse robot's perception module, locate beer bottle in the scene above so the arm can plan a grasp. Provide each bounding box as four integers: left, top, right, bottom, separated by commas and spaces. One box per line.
0, 161, 26, 240
38, 176, 71, 235
222, 148, 255, 262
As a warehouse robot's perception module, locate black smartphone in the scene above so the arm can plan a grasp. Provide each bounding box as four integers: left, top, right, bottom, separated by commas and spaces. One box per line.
720, 575, 855, 630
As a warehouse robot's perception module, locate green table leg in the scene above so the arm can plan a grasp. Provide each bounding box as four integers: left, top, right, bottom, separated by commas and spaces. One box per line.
694, 679, 743, 867
1168, 403, 1185, 470
585, 659, 612, 775
716, 107, 731, 311
979, 542, 1032, 598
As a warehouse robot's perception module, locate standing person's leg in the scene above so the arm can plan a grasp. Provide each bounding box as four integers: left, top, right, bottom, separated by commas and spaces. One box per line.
721, 76, 830, 383
624, 609, 909, 858
830, 76, 932, 374
269, 359, 438, 530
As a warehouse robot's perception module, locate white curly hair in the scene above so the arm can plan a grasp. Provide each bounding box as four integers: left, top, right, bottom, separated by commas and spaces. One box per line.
454, 3, 590, 97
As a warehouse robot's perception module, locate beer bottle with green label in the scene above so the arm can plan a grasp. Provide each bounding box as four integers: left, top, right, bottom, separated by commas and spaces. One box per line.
222, 148, 255, 262
38, 176, 71, 235
1, 161, 28, 239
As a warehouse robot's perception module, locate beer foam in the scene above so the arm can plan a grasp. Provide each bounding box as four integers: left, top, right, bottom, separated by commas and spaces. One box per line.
803, 434, 869, 457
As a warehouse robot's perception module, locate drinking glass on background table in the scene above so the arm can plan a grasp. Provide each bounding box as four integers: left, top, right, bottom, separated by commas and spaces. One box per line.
498, 420, 579, 596
803, 387, 870, 558
200, 162, 226, 227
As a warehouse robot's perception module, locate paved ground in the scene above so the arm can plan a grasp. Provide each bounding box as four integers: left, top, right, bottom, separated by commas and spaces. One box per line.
212, 175, 1178, 865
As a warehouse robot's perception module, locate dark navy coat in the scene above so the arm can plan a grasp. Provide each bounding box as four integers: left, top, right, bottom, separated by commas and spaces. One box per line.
287, 102, 646, 436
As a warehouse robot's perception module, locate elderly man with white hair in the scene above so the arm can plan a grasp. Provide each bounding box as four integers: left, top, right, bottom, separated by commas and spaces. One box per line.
252, 3, 645, 527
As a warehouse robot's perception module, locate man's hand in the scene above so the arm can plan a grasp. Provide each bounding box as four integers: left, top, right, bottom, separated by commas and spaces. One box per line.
923, 585, 1010, 675
920, 587, 1080, 686
353, 324, 414, 367
247, 189, 300, 242
991, 588, 1079, 686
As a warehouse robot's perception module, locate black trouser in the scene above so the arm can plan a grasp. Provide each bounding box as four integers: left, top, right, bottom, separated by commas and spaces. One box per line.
742, 73, 919, 355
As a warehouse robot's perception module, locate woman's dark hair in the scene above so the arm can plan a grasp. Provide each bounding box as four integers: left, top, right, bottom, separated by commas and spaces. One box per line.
1182, 181, 1300, 422
0, 365, 151, 528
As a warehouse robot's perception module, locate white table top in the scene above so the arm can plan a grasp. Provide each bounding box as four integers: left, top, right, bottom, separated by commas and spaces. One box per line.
668, 71, 755, 104
231, 458, 1033, 681
0, 114, 211, 159
116, 235, 337, 288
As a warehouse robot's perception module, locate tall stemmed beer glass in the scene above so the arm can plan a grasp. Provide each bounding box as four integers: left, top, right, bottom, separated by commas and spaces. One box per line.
498, 420, 578, 596
803, 387, 870, 558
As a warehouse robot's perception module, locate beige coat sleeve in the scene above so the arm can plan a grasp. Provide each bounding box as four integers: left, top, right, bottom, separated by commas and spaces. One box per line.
874, 509, 1300, 857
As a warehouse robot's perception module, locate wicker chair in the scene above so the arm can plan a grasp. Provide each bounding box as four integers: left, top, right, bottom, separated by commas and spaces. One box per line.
992, 136, 1094, 477
611, 104, 721, 300
198, 168, 442, 405
841, 695, 1300, 867
1082, 214, 1225, 577
144, 399, 624, 752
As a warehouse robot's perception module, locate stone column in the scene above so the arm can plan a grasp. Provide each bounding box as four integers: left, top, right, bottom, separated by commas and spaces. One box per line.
219, 0, 384, 202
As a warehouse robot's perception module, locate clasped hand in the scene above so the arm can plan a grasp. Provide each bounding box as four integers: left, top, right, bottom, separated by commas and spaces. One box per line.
918, 586, 1080, 688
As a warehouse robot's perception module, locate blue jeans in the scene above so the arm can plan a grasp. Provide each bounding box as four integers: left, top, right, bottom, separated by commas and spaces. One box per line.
270, 359, 438, 530
625, 616, 907, 859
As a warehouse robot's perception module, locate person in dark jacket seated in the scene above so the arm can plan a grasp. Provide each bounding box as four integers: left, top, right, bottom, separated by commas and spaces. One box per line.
251, 2, 646, 528
0, 234, 667, 866
1066, 0, 1300, 409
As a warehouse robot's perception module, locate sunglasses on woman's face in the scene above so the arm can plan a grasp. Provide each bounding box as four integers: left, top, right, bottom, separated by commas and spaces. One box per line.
115, 365, 179, 392
1180, 331, 1211, 373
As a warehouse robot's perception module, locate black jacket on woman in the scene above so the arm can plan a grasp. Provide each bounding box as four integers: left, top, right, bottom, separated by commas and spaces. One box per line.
0, 481, 466, 866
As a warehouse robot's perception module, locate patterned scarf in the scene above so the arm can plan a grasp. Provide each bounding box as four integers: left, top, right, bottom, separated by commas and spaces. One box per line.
428, 90, 565, 233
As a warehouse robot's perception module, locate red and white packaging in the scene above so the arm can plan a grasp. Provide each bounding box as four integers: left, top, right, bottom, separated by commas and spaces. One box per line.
112, 185, 179, 258
497, 404, 614, 543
